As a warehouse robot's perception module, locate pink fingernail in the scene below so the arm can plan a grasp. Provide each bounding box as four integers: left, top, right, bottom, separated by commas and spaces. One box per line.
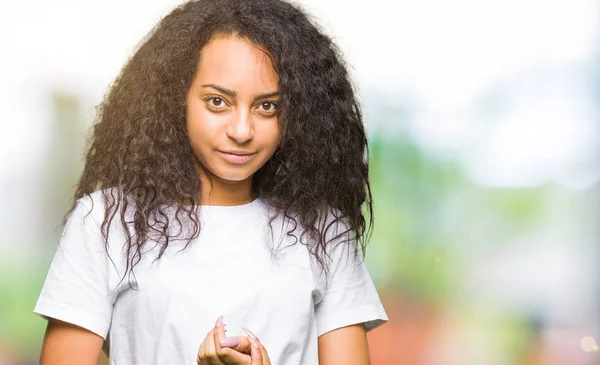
215, 315, 224, 328
241, 327, 258, 340
220, 337, 240, 348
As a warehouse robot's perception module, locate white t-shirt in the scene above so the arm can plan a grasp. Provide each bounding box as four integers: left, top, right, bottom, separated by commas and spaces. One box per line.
34, 191, 388, 364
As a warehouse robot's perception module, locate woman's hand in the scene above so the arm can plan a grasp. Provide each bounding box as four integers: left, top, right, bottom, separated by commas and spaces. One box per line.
197, 316, 271, 365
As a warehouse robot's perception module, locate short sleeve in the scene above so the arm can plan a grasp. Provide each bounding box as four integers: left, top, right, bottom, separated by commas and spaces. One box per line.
34, 197, 115, 339
313, 228, 388, 337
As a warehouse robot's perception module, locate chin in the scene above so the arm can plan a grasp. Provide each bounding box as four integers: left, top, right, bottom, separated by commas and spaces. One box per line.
214, 170, 254, 183
220, 175, 251, 182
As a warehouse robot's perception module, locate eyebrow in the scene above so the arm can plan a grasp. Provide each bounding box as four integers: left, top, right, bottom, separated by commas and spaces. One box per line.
202, 84, 280, 101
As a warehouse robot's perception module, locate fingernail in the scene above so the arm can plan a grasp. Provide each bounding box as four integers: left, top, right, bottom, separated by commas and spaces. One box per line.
241, 327, 258, 340
215, 315, 224, 328
251, 338, 260, 349
220, 337, 240, 348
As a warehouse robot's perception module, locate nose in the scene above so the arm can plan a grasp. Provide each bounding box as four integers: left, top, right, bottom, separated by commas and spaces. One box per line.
226, 110, 254, 144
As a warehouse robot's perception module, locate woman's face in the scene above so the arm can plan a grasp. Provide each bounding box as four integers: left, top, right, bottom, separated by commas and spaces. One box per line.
186, 35, 280, 190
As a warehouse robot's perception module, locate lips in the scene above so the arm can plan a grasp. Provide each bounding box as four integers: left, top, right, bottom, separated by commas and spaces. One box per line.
220, 150, 255, 155
218, 150, 256, 164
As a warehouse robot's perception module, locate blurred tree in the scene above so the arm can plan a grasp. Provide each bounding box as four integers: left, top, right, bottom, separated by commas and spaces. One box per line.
0, 90, 87, 363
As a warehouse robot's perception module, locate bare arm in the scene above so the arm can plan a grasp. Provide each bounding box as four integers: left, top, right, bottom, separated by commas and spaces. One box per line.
40, 318, 104, 365
318, 324, 370, 365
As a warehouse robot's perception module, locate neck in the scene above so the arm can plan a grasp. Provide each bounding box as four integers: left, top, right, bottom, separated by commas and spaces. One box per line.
198, 173, 256, 206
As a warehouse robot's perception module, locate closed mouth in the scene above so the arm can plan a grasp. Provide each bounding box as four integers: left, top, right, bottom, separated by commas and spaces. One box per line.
219, 150, 256, 155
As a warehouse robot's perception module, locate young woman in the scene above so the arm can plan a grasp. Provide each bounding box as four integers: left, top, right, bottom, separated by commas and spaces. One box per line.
34, 0, 388, 364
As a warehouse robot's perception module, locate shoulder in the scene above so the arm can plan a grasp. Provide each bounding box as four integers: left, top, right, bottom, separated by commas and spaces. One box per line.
313, 206, 357, 259
308, 205, 361, 275
321, 206, 352, 238
66, 188, 128, 234
59, 189, 129, 269
68, 190, 110, 227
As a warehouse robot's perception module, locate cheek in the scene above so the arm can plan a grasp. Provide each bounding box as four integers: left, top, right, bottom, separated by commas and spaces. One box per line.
272, 128, 282, 151
262, 120, 281, 150
186, 108, 219, 145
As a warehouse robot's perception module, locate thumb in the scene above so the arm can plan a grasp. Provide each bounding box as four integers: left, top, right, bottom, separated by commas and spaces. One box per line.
249, 337, 263, 365
220, 335, 252, 354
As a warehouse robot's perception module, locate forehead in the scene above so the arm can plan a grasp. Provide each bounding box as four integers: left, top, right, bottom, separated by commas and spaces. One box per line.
196, 35, 278, 90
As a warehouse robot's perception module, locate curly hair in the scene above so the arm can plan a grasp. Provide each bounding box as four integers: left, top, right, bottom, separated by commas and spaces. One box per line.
72, 0, 373, 279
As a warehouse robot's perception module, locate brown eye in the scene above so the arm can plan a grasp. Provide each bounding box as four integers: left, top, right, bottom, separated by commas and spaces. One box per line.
210, 97, 224, 107
257, 101, 278, 113
205, 97, 228, 110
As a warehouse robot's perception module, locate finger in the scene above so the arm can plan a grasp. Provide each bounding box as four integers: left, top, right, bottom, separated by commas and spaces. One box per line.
213, 317, 253, 364
202, 328, 225, 365
198, 333, 217, 365
212, 315, 232, 363
213, 315, 226, 353
255, 340, 271, 365
215, 347, 252, 365
242, 327, 270, 365
220, 335, 252, 354
249, 337, 263, 365
259, 342, 272, 365
241, 327, 259, 342
197, 340, 206, 365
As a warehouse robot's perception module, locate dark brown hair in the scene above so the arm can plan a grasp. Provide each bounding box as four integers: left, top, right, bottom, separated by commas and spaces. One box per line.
72, 0, 373, 279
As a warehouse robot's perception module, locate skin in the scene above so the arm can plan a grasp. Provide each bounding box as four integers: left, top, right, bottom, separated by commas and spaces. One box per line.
317, 324, 371, 365
40, 319, 104, 364
186, 35, 281, 207
198, 316, 370, 365
40, 36, 371, 365
197, 316, 269, 365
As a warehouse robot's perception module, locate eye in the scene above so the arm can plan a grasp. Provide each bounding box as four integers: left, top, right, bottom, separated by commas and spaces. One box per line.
257, 101, 278, 113
205, 97, 228, 110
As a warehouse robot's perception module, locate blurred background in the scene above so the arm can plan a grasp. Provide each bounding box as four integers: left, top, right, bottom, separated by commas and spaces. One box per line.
0, 0, 598, 364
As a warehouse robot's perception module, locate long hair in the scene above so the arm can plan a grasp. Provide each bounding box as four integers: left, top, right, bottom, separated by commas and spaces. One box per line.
72, 0, 373, 279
